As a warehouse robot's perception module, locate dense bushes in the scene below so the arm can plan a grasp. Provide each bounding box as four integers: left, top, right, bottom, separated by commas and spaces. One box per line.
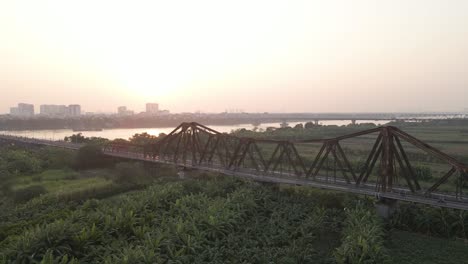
390, 203, 468, 238
38, 148, 75, 170
12, 185, 47, 203
0, 150, 42, 175
2, 170, 466, 263
0, 146, 76, 177
0, 170, 12, 196
114, 162, 151, 185
0, 182, 141, 244
1, 178, 346, 263
73, 144, 110, 170
334, 206, 390, 264
65, 133, 109, 145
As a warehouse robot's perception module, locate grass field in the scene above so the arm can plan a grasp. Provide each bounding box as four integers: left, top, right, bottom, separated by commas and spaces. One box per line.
12, 169, 113, 194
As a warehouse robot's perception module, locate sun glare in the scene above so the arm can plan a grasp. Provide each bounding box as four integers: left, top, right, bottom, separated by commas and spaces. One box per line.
8, 0, 320, 104
2, 0, 467, 112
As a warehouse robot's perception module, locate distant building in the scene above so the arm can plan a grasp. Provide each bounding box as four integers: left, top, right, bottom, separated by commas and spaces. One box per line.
68, 105, 81, 116
40, 104, 81, 117
9, 107, 19, 116
146, 103, 159, 114
117, 106, 134, 116
159, 110, 170, 115
10, 103, 34, 117
118, 106, 127, 115
18, 103, 34, 116
40, 105, 67, 116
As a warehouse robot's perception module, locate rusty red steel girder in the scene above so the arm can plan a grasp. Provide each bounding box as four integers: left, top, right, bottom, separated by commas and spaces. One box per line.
104, 122, 468, 196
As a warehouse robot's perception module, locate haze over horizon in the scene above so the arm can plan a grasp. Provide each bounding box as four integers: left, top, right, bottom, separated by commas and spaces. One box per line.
1, 0, 468, 114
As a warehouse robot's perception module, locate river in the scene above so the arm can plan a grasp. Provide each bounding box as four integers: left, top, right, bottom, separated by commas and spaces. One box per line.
0, 120, 389, 140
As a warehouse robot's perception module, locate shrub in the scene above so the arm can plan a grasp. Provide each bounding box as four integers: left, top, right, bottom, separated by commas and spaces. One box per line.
13, 185, 47, 203
7, 220, 77, 262
4, 150, 43, 175
334, 206, 390, 264
389, 203, 468, 238
73, 144, 109, 170
114, 162, 151, 185
32, 174, 43, 182
38, 148, 76, 170
82, 199, 100, 211
0, 170, 13, 195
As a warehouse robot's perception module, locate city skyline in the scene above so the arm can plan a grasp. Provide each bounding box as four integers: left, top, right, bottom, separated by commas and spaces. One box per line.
5, 102, 169, 116
4, 100, 468, 116
1, 1, 468, 114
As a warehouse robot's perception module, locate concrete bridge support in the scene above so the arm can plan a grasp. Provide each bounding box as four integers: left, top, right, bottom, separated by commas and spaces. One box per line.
375, 198, 398, 219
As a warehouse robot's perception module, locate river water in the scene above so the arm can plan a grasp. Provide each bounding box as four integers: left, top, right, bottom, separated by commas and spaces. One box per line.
0, 120, 389, 140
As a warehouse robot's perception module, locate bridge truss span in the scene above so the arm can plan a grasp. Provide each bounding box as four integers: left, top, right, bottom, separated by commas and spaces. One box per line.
2, 121, 468, 210
103, 122, 468, 209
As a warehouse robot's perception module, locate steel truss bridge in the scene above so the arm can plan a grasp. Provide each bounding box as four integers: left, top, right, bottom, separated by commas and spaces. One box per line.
1, 122, 468, 210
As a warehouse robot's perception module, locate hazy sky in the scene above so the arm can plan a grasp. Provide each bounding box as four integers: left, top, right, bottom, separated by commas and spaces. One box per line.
1, 0, 468, 114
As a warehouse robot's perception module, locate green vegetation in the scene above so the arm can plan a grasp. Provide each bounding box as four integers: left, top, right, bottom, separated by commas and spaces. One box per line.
2, 167, 467, 263
1, 178, 340, 263
387, 231, 468, 264
64, 133, 109, 144
74, 144, 110, 170
11, 185, 47, 203
0, 143, 166, 245
334, 206, 389, 264
389, 203, 468, 238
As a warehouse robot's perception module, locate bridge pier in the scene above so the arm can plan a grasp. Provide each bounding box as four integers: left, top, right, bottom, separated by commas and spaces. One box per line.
375, 198, 398, 219
314, 119, 319, 125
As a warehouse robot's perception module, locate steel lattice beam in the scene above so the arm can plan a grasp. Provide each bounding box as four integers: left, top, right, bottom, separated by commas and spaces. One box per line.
110, 122, 468, 196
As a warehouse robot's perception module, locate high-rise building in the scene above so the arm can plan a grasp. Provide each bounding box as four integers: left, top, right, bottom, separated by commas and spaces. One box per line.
40, 105, 69, 116
39, 105, 48, 115
18, 103, 34, 116
117, 106, 134, 116
146, 103, 159, 114
68, 105, 81, 116
10, 103, 34, 117
9, 103, 80, 117
118, 106, 127, 115
10, 107, 19, 116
